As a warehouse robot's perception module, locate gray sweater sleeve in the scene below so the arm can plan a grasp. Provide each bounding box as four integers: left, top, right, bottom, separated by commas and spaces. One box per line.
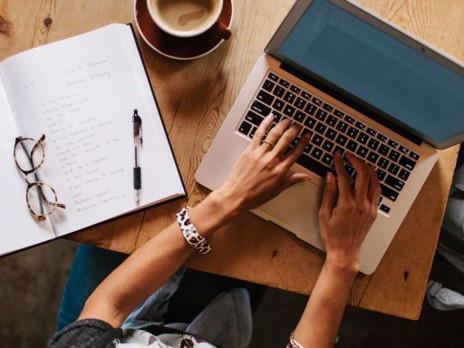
48, 319, 124, 348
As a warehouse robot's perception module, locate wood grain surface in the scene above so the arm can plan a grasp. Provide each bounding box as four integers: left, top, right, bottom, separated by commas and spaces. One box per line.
1, 0, 462, 319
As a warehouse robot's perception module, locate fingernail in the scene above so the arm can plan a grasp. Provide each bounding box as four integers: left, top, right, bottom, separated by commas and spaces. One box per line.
266, 114, 274, 121
302, 131, 312, 141
326, 172, 334, 183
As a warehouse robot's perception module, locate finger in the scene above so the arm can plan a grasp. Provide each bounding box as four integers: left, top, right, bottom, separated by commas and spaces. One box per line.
282, 130, 312, 167
281, 170, 312, 191
251, 114, 274, 149
345, 152, 370, 201
260, 118, 293, 151
333, 152, 351, 198
319, 171, 338, 222
367, 165, 381, 204
273, 123, 302, 155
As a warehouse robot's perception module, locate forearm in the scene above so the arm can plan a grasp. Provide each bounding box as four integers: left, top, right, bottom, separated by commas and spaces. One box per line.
76, 118, 312, 329
78, 191, 239, 327
292, 262, 357, 348
291, 152, 379, 347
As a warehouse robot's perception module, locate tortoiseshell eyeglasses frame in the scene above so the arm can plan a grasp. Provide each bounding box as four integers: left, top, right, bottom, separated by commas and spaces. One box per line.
13, 134, 65, 221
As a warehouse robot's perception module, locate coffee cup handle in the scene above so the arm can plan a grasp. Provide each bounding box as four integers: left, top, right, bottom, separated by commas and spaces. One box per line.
212, 21, 232, 40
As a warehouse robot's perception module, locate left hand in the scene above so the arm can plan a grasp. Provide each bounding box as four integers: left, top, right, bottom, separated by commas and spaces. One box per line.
319, 152, 380, 272
215, 115, 311, 214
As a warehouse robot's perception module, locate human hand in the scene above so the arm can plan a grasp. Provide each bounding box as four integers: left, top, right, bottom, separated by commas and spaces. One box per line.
319, 152, 380, 273
215, 115, 311, 215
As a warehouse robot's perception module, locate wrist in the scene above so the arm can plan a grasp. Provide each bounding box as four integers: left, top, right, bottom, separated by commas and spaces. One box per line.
207, 188, 244, 222
323, 254, 360, 280
187, 190, 242, 238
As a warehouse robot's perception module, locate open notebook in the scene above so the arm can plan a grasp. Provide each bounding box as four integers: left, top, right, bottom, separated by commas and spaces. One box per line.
0, 24, 186, 256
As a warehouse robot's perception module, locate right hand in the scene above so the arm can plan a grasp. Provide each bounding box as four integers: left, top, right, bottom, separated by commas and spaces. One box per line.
214, 115, 311, 216
318, 152, 380, 273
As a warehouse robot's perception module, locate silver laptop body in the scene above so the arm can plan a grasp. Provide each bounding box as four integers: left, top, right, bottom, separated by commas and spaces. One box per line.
196, 0, 464, 274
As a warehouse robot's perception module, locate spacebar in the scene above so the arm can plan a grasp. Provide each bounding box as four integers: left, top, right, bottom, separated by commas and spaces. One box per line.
296, 154, 332, 178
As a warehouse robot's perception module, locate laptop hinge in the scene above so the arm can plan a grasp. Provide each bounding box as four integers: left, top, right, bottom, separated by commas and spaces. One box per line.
280, 62, 423, 146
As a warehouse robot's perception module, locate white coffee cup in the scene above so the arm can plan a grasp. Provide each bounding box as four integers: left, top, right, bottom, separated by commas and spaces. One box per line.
147, 0, 230, 39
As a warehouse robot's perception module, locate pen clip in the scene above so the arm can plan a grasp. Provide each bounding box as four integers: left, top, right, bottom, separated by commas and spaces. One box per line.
133, 109, 143, 145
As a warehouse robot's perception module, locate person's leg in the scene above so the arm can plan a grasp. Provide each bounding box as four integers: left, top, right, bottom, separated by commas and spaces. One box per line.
56, 244, 128, 331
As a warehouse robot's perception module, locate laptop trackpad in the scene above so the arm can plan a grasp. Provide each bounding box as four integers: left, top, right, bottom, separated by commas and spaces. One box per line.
252, 180, 325, 250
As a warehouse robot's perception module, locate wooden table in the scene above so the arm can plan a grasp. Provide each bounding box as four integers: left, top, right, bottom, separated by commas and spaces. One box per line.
1, 0, 461, 320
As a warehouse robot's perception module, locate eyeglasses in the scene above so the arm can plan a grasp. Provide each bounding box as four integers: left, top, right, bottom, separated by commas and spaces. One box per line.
14, 134, 65, 221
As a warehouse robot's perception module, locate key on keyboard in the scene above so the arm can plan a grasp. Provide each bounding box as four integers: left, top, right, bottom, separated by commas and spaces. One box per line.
236, 71, 421, 214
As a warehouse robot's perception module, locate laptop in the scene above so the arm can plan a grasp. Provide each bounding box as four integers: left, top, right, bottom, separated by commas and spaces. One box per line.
195, 0, 464, 274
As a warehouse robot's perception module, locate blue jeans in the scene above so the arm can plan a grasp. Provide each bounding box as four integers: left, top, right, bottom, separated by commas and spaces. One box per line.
57, 244, 128, 331
57, 245, 266, 331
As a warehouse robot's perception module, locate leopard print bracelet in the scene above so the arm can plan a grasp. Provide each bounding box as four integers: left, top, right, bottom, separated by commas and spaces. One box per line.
176, 207, 212, 255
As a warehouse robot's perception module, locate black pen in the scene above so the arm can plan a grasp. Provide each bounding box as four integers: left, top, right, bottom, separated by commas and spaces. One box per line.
132, 109, 142, 204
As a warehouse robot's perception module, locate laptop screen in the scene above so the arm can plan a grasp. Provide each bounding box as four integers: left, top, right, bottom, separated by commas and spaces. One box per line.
272, 0, 464, 148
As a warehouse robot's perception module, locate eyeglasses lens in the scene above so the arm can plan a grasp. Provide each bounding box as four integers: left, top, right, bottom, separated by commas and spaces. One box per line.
27, 183, 57, 217
15, 139, 44, 173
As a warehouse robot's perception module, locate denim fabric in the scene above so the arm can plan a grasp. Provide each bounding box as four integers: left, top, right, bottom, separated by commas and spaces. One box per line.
123, 288, 252, 348
426, 280, 464, 311
439, 164, 464, 273
120, 269, 253, 347
122, 266, 187, 329
426, 164, 464, 311
57, 244, 258, 348
57, 245, 128, 331
182, 288, 253, 348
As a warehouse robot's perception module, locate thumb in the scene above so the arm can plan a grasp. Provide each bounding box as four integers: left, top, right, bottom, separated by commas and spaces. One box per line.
282, 170, 312, 191
319, 172, 337, 221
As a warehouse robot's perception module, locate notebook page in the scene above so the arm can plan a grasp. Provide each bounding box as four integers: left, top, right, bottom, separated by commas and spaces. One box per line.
114, 25, 186, 208
0, 24, 184, 237
0, 79, 56, 255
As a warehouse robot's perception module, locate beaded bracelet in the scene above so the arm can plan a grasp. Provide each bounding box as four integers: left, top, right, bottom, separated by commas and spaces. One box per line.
288, 331, 305, 348
176, 207, 212, 255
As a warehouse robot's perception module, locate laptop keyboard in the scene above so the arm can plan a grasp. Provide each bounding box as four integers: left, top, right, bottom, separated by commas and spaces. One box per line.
236, 71, 421, 215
